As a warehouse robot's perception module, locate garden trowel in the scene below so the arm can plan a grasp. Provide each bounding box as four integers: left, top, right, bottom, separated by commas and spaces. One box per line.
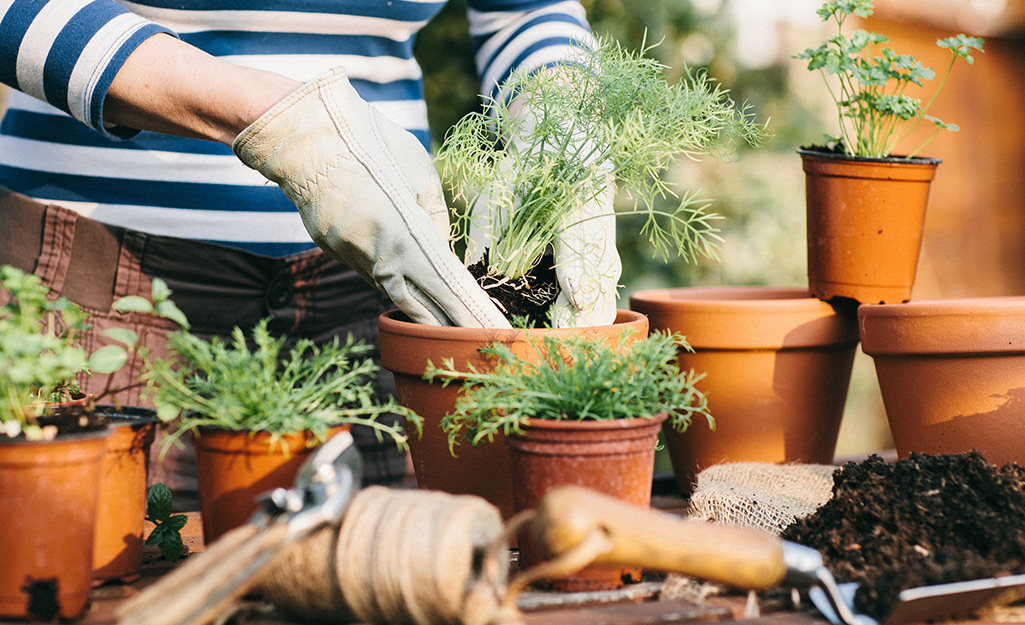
522, 485, 1025, 625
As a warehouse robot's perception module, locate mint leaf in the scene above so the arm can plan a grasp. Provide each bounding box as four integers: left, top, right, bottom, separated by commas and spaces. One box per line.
147, 483, 174, 521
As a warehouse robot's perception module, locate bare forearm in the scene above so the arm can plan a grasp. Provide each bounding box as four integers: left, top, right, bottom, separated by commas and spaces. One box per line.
105, 34, 299, 145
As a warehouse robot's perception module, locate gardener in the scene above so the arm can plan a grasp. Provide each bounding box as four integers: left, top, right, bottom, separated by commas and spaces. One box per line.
0, 0, 620, 506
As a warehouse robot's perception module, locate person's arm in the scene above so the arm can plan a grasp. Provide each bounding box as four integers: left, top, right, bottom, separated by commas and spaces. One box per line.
104, 33, 298, 145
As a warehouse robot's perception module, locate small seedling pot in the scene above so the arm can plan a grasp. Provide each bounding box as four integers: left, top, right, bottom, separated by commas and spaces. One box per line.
801, 148, 940, 305
508, 413, 667, 592
0, 428, 110, 620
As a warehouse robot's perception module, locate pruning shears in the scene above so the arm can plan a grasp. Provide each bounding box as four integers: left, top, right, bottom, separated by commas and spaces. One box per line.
117, 430, 363, 625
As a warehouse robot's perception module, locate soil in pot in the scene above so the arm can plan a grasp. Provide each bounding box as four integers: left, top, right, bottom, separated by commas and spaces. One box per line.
782, 452, 1025, 621
468, 251, 558, 328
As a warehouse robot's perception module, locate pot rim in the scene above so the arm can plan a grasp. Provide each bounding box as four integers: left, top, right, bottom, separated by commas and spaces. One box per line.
859, 297, 1025, 355
797, 147, 941, 166
629, 286, 860, 349
378, 308, 647, 340
519, 412, 669, 431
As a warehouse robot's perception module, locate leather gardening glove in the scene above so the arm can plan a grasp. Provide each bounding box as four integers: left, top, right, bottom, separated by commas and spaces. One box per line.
466, 109, 622, 328
233, 67, 510, 329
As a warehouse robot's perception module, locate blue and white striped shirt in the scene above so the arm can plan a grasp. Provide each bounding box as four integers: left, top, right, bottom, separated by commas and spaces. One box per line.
0, 0, 592, 256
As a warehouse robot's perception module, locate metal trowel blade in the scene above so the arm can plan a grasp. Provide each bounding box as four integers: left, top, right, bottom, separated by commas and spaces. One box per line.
811, 574, 1025, 625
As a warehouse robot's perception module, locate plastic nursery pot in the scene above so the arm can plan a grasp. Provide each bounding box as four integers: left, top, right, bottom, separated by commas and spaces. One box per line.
630, 286, 860, 495
800, 149, 940, 305
93, 406, 158, 583
859, 297, 1025, 466
377, 309, 648, 520
0, 429, 111, 620
508, 414, 667, 592
194, 425, 350, 544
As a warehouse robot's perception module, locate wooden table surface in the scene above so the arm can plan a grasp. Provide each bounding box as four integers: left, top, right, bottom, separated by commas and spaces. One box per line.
23, 500, 1021, 625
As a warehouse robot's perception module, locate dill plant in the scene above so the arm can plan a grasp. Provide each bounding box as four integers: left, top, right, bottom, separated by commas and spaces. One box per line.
424, 330, 713, 453
436, 35, 768, 293
795, 0, 983, 158
145, 318, 419, 453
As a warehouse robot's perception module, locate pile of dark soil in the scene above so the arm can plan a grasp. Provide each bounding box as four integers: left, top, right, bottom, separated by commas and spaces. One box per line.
468, 252, 559, 327
782, 452, 1025, 620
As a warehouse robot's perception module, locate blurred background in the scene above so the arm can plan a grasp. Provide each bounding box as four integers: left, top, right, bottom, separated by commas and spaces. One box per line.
416, 0, 1025, 458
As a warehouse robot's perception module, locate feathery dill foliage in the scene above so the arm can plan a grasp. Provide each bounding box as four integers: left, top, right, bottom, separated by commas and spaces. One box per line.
425, 330, 714, 452
145, 318, 419, 452
437, 35, 769, 281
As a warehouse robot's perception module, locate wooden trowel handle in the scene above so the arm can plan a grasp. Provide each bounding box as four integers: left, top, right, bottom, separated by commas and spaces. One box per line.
531, 485, 788, 590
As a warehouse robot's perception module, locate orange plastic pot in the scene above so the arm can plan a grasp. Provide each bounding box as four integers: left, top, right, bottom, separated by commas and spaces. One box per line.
93, 407, 158, 583
630, 286, 860, 494
378, 309, 648, 519
0, 429, 110, 620
194, 425, 349, 544
508, 414, 667, 592
801, 149, 940, 305
859, 297, 1025, 466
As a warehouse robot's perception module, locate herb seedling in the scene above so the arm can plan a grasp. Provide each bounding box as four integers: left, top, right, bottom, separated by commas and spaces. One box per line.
437, 36, 768, 322
0, 266, 186, 440
795, 0, 983, 158
425, 329, 714, 453
145, 318, 421, 454
145, 483, 187, 561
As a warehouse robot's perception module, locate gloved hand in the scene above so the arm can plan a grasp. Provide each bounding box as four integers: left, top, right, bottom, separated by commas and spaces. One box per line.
233, 66, 510, 329
466, 109, 621, 328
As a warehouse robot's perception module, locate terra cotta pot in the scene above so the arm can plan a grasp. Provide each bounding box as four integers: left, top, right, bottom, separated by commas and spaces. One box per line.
194, 425, 349, 543
630, 286, 860, 494
800, 148, 940, 305
859, 297, 1025, 466
0, 429, 110, 620
377, 309, 649, 519
507, 414, 667, 591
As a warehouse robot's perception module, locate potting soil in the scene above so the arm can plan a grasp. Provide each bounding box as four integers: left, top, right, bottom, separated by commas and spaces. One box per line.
781, 452, 1025, 620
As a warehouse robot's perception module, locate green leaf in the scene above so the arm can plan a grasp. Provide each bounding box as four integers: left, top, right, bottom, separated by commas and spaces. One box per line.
155, 300, 190, 329
87, 345, 128, 374
151, 278, 173, 303
158, 531, 184, 561
102, 328, 139, 347
112, 296, 154, 314
166, 514, 189, 531
147, 483, 174, 521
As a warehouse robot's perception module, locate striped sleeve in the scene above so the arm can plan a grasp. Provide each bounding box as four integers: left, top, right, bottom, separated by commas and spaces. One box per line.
465, 0, 593, 104
0, 0, 174, 138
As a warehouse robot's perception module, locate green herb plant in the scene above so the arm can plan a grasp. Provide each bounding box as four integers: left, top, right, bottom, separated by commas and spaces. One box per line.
424, 329, 714, 453
145, 483, 187, 561
145, 318, 421, 454
795, 0, 983, 158
437, 35, 768, 315
0, 265, 186, 441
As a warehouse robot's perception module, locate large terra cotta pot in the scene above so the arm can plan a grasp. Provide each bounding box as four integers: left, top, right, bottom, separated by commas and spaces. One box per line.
800, 148, 940, 305
0, 429, 110, 620
630, 286, 860, 494
194, 425, 349, 543
378, 309, 649, 519
508, 414, 667, 592
859, 297, 1025, 466
93, 407, 158, 583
